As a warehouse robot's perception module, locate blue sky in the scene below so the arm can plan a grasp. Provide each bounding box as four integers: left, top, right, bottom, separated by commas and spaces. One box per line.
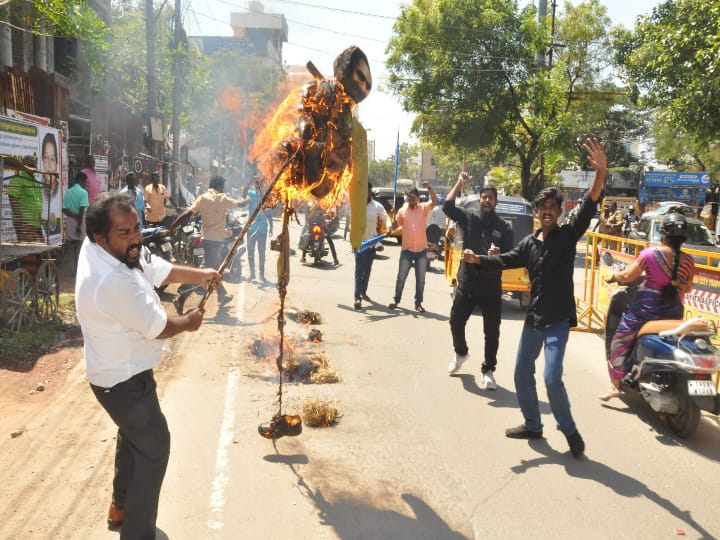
184, 0, 662, 159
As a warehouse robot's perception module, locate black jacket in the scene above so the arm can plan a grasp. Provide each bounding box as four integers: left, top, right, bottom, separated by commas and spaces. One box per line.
443, 199, 513, 295
480, 193, 596, 327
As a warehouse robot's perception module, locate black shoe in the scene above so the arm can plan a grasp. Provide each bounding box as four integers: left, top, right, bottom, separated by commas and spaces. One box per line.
566, 430, 585, 458
354, 299, 361, 310
219, 294, 234, 307
172, 294, 186, 315
505, 425, 543, 439
333, 259, 340, 266
389, 302, 398, 309
415, 303, 426, 312
361, 294, 371, 301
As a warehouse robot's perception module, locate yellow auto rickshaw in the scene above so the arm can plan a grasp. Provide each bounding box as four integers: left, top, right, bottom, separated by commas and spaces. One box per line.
445, 194, 534, 309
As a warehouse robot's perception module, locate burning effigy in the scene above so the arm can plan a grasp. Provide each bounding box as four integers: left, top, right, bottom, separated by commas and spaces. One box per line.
241, 46, 372, 439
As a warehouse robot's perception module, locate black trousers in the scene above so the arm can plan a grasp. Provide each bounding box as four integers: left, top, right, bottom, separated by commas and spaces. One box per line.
91, 370, 170, 540
449, 287, 502, 373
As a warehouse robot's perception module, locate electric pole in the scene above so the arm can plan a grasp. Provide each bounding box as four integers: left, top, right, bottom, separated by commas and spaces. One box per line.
171, 0, 186, 204
146, 0, 156, 157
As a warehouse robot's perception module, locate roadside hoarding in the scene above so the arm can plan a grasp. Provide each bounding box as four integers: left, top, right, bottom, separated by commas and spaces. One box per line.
0, 114, 65, 246
643, 171, 711, 206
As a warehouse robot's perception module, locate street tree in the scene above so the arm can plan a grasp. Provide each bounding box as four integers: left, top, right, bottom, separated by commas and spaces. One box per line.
613, 0, 720, 145
0, 0, 107, 73
386, 0, 617, 200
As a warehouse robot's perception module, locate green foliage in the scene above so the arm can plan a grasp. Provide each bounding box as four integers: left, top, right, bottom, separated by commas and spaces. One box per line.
614, 0, 720, 144
0, 0, 108, 75
368, 142, 421, 186
386, 0, 620, 200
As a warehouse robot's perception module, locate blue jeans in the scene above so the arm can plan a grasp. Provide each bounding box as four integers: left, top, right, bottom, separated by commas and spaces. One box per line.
354, 248, 375, 300
247, 228, 267, 278
393, 249, 427, 305
514, 320, 576, 435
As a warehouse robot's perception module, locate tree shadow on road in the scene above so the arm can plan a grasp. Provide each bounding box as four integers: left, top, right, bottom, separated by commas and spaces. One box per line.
263, 450, 470, 539
510, 440, 714, 538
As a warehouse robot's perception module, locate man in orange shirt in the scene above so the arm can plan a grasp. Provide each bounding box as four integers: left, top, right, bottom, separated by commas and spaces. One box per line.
389, 181, 438, 312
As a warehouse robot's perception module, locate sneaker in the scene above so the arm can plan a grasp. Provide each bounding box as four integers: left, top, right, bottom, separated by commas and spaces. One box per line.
447, 353, 469, 374
565, 430, 585, 458
249, 274, 257, 282
505, 425, 543, 439
354, 299, 361, 310
482, 371, 497, 390
389, 302, 398, 309
218, 294, 234, 307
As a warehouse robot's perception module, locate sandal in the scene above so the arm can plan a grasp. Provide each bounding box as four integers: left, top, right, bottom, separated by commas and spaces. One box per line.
415, 303, 426, 312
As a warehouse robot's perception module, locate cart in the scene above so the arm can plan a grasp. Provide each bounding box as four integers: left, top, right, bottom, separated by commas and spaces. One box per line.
1, 155, 61, 332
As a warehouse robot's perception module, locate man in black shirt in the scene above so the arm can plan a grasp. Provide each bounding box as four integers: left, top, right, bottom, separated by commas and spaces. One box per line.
468, 138, 607, 458
444, 177, 513, 390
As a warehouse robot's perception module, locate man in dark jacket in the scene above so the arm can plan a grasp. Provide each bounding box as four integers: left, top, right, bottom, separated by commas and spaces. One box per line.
466, 138, 607, 458
443, 176, 513, 390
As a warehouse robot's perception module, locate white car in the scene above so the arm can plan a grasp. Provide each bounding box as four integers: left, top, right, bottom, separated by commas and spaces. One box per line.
645, 201, 695, 218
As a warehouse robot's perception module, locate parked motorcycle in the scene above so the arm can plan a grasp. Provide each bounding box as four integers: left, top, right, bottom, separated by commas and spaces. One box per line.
173, 216, 205, 268
142, 225, 175, 263
605, 280, 720, 438
426, 224, 441, 269
220, 215, 245, 281
141, 226, 175, 292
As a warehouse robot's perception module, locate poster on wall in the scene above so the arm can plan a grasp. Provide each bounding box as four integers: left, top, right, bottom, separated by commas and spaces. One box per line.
0, 115, 65, 246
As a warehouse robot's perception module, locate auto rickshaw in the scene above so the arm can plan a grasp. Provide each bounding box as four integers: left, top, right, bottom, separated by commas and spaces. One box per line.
444, 194, 534, 309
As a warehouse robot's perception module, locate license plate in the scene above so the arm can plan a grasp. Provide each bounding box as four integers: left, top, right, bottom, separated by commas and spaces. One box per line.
193, 248, 205, 257
161, 242, 172, 252
688, 379, 716, 396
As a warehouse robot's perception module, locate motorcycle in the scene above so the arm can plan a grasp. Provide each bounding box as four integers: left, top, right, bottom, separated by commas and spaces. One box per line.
605, 279, 720, 438
426, 224, 441, 270
142, 225, 175, 264
173, 215, 205, 268
220, 215, 245, 281
306, 220, 329, 264
142, 225, 175, 292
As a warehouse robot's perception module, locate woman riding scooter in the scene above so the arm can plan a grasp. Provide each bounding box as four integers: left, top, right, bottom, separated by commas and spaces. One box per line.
600, 213, 696, 401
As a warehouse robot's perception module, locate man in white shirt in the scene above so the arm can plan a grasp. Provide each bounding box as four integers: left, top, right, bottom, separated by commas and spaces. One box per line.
354, 183, 390, 309
75, 192, 220, 538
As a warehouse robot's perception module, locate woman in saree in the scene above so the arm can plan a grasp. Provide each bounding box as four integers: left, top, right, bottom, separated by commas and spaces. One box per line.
600, 212, 696, 401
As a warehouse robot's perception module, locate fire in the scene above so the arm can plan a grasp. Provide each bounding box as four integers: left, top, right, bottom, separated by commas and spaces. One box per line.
248, 74, 356, 211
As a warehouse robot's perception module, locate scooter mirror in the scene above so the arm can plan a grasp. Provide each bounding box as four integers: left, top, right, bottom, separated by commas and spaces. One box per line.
601, 252, 614, 267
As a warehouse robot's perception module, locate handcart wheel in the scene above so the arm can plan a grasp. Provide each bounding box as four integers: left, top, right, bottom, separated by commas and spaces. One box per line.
1, 268, 37, 332
35, 260, 60, 320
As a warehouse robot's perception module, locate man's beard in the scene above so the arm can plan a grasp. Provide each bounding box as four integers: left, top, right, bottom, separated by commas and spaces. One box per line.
120, 243, 143, 270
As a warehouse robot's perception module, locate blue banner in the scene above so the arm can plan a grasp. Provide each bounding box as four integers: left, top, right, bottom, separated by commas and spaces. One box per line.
643, 171, 711, 188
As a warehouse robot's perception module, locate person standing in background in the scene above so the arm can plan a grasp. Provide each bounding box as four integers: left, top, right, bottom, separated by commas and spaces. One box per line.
388, 182, 438, 313
82, 154, 102, 204
354, 182, 390, 310
245, 176, 273, 282
120, 173, 146, 229
144, 173, 171, 227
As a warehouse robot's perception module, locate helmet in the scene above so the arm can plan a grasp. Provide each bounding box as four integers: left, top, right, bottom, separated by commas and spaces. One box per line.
660, 213, 688, 239
436, 196, 445, 205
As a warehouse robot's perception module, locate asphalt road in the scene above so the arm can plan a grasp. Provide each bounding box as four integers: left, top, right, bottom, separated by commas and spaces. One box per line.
1, 219, 719, 540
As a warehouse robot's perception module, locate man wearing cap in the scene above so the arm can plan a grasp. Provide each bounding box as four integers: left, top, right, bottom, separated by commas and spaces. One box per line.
443, 175, 513, 389
389, 181, 438, 312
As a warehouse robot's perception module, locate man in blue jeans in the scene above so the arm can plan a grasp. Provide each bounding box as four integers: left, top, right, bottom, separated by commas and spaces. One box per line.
467, 138, 607, 458
354, 182, 390, 309
389, 182, 438, 312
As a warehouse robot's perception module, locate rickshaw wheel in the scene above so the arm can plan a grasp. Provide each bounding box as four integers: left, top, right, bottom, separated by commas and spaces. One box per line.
36, 260, 60, 320
1, 268, 37, 332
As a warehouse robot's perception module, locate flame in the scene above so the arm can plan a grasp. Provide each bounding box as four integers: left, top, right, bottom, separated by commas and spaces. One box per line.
248, 77, 356, 210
